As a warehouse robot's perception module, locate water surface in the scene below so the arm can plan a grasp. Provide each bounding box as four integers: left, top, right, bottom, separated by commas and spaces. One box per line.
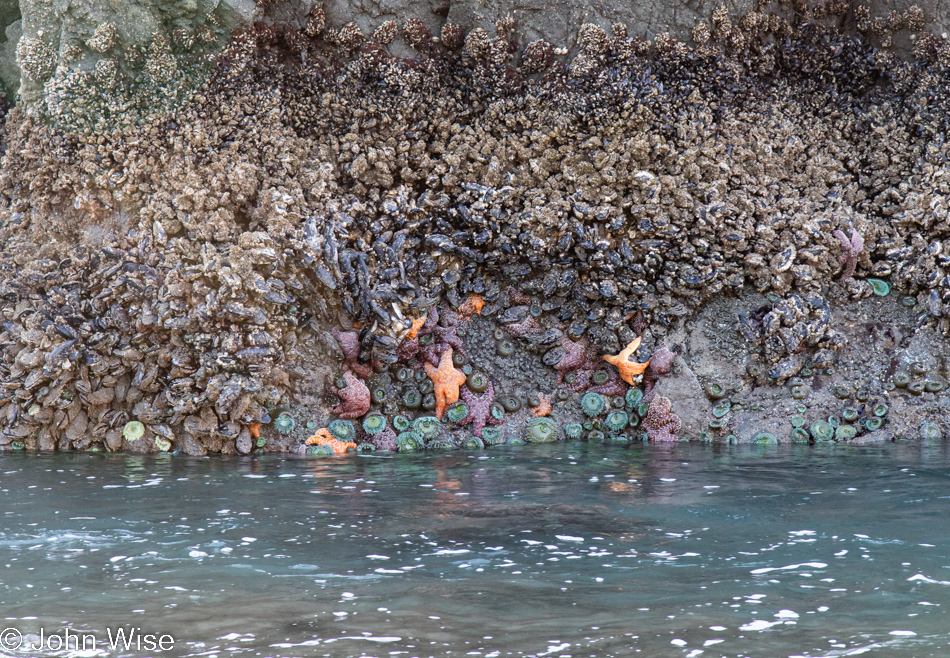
1, 442, 949, 657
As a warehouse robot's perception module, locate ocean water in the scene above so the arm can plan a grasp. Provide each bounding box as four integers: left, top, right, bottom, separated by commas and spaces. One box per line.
0, 442, 949, 657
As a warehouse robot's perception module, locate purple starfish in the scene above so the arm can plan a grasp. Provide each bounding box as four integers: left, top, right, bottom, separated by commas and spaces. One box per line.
588, 371, 628, 397
555, 336, 593, 383
833, 228, 864, 280
460, 382, 504, 438
417, 306, 465, 366
505, 315, 542, 338
332, 327, 372, 379
643, 343, 675, 402
371, 426, 398, 451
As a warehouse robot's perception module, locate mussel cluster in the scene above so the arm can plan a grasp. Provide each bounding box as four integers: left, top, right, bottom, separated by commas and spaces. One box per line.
0, 1, 949, 452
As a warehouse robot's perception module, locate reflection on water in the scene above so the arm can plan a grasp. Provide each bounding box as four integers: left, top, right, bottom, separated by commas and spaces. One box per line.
0, 442, 949, 657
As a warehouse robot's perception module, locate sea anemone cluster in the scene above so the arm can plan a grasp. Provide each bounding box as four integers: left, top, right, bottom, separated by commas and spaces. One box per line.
1, 2, 950, 453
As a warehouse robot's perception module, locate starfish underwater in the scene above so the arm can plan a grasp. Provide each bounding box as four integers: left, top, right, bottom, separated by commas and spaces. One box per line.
603, 336, 651, 385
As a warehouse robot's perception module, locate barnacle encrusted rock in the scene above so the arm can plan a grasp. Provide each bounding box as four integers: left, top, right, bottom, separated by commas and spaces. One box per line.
0, 1, 947, 455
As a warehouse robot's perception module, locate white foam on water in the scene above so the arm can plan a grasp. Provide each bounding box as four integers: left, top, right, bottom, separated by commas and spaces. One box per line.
751, 562, 827, 574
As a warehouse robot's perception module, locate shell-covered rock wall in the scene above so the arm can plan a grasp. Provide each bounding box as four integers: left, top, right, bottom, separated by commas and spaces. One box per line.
1, 1, 950, 454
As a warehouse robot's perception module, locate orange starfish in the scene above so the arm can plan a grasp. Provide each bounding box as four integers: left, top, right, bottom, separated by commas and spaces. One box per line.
530, 393, 552, 417
248, 423, 263, 440
404, 315, 426, 340
424, 348, 467, 419
457, 294, 485, 320
305, 428, 356, 454
603, 336, 651, 385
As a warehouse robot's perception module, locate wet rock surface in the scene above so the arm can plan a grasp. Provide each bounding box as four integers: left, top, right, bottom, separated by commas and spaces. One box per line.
0, 2, 949, 454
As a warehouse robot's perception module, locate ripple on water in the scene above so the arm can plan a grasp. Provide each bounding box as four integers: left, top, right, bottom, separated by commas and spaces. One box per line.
0, 444, 947, 656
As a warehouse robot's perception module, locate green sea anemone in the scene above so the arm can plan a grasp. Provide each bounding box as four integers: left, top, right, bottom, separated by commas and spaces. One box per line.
460, 436, 485, 449
581, 392, 605, 417
508, 436, 527, 446
371, 386, 387, 404
708, 418, 725, 430
393, 415, 410, 432
605, 410, 629, 432
790, 414, 806, 428
500, 394, 522, 413
453, 352, 467, 367
752, 431, 777, 445
892, 373, 910, 388
256, 435, 267, 448
418, 378, 434, 395
920, 422, 942, 441
607, 434, 628, 444
842, 407, 859, 422
833, 384, 851, 399
902, 296, 916, 307
925, 380, 946, 393
911, 362, 929, 376
491, 404, 505, 421
428, 438, 455, 450
155, 437, 172, 452
867, 278, 890, 296
362, 414, 387, 435
526, 417, 558, 443
496, 340, 515, 357
565, 423, 583, 439
705, 382, 726, 400
396, 367, 412, 382
123, 421, 145, 442
625, 388, 643, 409
357, 442, 376, 453
637, 402, 650, 418
908, 381, 926, 395
864, 417, 883, 432
274, 413, 295, 434
835, 424, 857, 441
591, 370, 610, 385
411, 416, 441, 440
481, 427, 505, 445
401, 387, 422, 409
421, 392, 437, 411
396, 431, 423, 451
790, 385, 807, 400
809, 420, 833, 441
307, 444, 336, 456
466, 371, 489, 393
611, 395, 625, 409
790, 427, 810, 443
446, 402, 469, 424
873, 403, 888, 418
328, 420, 355, 442
587, 431, 605, 442
712, 401, 731, 419
827, 415, 840, 428
306, 420, 318, 431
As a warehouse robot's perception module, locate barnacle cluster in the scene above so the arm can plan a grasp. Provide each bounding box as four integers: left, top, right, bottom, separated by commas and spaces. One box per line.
1, 1, 950, 453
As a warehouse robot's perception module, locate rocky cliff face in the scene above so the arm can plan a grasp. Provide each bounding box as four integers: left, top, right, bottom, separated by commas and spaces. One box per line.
1, 0, 948, 117
0, 1, 950, 455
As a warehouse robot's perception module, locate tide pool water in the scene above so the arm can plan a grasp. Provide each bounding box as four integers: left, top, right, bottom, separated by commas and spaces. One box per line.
0, 442, 949, 657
